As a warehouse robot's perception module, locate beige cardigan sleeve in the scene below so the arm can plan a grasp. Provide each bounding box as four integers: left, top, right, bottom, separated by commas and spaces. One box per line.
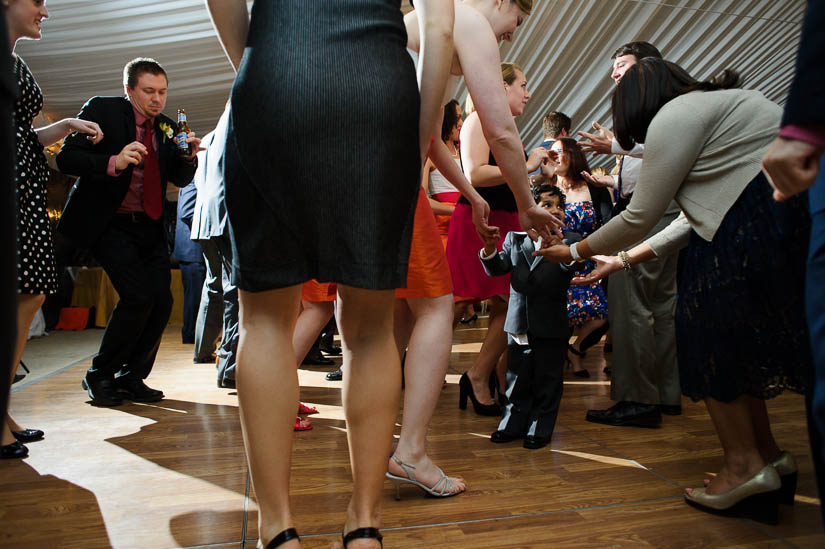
586, 98, 708, 256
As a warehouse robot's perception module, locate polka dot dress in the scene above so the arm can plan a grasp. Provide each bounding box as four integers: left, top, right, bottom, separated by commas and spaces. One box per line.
14, 56, 57, 295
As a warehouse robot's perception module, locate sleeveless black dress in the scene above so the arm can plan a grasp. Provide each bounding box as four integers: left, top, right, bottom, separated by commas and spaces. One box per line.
224, 0, 420, 292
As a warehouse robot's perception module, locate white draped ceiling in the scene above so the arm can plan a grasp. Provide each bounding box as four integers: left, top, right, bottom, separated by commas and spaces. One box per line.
18, 0, 805, 169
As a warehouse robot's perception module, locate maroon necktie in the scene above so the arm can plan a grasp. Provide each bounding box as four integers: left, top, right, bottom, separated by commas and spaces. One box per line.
142, 119, 162, 219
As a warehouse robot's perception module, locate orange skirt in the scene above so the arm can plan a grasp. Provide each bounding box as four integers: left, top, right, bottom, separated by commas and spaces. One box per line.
301, 279, 337, 302
395, 188, 454, 299
431, 191, 460, 250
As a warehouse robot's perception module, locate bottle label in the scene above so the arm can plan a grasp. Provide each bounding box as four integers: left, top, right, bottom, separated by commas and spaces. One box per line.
177, 113, 187, 123
175, 132, 189, 150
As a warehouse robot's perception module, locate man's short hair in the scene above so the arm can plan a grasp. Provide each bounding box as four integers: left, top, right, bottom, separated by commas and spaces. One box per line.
123, 58, 167, 89
611, 41, 662, 61
542, 111, 571, 140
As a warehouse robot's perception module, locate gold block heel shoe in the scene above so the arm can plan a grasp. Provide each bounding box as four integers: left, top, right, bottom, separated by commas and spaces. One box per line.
684, 465, 781, 524
770, 451, 798, 505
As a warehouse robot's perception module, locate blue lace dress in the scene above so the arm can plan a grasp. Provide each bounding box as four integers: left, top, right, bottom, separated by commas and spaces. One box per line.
564, 201, 607, 327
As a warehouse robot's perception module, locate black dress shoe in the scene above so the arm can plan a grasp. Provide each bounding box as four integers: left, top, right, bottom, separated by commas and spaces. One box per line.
302, 350, 334, 366
523, 435, 550, 450
325, 367, 343, 381
1, 441, 29, 459
114, 378, 164, 402
490, 430, 522, 443
586, 401, 661, 427
319, 342, 342, 356
659, 404, 682, 416
12, 429, 44, 443
81, 375, 123, 406
219, 377, 236, 389
193, 354, 217, 364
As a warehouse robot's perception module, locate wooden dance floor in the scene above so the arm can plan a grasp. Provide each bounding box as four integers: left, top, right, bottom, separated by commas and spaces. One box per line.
1, 318, 823, 548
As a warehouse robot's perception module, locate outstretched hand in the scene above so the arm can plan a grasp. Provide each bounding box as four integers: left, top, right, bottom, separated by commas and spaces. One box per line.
570, 254, 621, 285
578, 122, 614, 156
581, 171, 614, 188
519, 204, 563, 243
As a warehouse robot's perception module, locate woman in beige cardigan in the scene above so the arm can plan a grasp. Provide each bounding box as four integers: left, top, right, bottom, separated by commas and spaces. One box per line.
539, 57, 811, 524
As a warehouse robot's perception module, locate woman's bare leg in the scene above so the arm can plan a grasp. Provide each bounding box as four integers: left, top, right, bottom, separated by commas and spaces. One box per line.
568, 319, 607, 374
687, 395, 766, 496
292, 300, 334, 365
389, 294, 465, 494
236, 286, 302, 548
464, 296, 507, 406
337, 285, 400, 548
748, 396, 782, 462
3, 294, 45, 446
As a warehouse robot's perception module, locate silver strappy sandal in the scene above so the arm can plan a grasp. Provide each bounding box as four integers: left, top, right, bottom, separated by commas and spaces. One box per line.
385, 455, 463, 500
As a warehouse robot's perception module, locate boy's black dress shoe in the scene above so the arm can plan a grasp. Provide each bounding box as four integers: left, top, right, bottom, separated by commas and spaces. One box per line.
114, 378, 164, 402
523, 435, 550, 450
12, 429, 44, 443
1, 441, 28, 459
490, 430, 522, 443
81, 375, 123, 406
218, 377, 236, 389
325, 367, 343, 381
586, 401, 661, 427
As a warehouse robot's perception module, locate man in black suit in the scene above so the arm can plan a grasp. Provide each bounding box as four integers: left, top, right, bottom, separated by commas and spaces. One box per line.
762, 0, 825, 527
57, 58, 199, 406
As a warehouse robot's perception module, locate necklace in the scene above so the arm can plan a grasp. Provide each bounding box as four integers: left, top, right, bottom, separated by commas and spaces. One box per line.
446, 141, 458, 157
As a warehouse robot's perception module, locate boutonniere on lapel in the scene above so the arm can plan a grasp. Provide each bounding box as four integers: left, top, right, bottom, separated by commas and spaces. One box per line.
158, 122, 174, 143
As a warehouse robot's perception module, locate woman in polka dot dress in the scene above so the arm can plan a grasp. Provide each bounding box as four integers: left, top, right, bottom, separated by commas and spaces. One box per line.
2, 0, 101, 460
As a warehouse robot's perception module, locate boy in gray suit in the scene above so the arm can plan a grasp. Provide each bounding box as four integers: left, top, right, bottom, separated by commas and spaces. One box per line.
479, 185, 581, 449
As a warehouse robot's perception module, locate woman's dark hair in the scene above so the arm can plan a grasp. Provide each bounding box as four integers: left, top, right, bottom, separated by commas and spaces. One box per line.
611, 41, 662, 61
441, 99, 461, 143
533, 183, 565, 206
555, 137, 591, 185
612, 57, 742, 150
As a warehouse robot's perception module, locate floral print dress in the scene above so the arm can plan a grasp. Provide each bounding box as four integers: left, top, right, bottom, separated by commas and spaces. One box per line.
564, 201, 607, 327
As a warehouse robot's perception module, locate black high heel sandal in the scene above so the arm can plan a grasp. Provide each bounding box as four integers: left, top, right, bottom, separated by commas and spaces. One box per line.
343, 527, 383, 548
258, 528, 299, 548
568, 345, 590, 378
458, 373, 501, 416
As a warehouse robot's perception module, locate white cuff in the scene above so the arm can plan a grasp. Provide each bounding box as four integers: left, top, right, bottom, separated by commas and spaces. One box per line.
479, 247, 497, 260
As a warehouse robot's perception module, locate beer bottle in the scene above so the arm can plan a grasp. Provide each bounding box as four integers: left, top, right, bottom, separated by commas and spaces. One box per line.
175, 109, 192, 156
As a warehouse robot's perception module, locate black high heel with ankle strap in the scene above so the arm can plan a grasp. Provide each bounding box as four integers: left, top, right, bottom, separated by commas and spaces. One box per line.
343, 527, 383, 548
258, 528, 300, 548
458, 372, 501, 416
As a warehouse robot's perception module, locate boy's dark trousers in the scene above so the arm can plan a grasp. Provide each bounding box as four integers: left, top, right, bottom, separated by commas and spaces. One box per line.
498, 333, 567, 440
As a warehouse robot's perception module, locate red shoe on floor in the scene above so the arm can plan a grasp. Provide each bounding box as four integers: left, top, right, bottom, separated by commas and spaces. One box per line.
298, 402, 318, 415
294, 417, 312, 431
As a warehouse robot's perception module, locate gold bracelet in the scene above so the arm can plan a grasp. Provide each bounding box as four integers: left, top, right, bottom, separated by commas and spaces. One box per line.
618, 251, 632, 272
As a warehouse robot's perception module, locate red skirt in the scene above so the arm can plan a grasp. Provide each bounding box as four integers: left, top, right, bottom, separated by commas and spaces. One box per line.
446, 203, 520, 300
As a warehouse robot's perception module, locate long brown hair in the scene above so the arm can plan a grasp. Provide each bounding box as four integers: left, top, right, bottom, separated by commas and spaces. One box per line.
554, 137, 591, 187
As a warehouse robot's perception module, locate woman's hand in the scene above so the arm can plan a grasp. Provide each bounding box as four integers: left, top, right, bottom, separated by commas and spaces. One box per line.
580, 171, 614, 188
526, 146, 549, 173
470, 197, 498, 241
577, 122, 614, 156
570, 254, 621, 285
519, 204, 563, 242
66, 118, 104, 144
532, 241, 571, 263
